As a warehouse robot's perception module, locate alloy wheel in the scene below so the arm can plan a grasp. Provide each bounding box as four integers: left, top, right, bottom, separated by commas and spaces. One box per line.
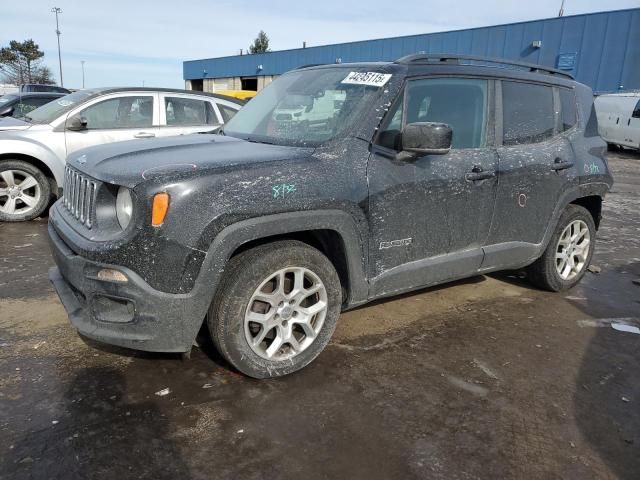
244, 266, 328, 361
555, 219, 591, 281
0, 169, 41, 216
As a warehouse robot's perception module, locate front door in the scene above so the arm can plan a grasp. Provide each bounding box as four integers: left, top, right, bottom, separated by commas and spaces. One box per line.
368, 77, 498, 297
65, 93, 158, 157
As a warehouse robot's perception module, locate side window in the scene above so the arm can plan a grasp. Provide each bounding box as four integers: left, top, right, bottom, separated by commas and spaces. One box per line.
559, 88, 577, 131
406, 78, 488, 149
217, 103, 238, 123
502, 82, 554, 145
165, 97, 217, 126
376, 98, 403, 150
80, 96, 154, 129
633, 99, 640, 119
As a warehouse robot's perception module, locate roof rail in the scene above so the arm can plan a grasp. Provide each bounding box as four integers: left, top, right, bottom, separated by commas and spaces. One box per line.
394, 53, 574, 80
294, 63, 327, 70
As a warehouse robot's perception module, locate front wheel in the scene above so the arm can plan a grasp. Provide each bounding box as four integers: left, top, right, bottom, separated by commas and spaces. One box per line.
526, 204, 596, 291
208, 240, 342, 378
0, 160, 51, 222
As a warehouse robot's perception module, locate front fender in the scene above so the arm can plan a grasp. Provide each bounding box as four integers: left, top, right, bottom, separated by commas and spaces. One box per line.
176, 209, 370, 351
201, 210, 368, 303
0, 136, 65, 185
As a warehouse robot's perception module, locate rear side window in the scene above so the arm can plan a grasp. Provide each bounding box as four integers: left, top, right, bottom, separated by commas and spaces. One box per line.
502, 81, 554, 146
633, 99, 640, 119
165, 97, 217, 126
559, 88, 577, 131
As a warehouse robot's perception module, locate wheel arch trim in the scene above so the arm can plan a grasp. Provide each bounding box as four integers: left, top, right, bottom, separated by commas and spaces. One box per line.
203, 210, 369, 305
179, 210, 370, 350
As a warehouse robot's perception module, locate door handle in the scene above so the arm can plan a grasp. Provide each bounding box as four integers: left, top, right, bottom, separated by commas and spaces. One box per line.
134, 132, 155, 138
465, 166, 496, 182
551, 158, 574, 171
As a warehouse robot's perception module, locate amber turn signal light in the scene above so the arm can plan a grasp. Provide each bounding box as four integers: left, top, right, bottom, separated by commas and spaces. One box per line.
151, 193, 170, 226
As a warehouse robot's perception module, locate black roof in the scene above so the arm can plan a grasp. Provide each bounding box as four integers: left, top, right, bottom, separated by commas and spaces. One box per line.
296, 54, 576, 86
395, 53, 574, 79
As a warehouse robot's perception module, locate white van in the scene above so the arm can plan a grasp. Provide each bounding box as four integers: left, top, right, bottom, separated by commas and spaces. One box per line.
594, 92, 640, 150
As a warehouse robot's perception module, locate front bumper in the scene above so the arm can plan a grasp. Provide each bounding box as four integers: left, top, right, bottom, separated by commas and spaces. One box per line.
48, 221, 205, 353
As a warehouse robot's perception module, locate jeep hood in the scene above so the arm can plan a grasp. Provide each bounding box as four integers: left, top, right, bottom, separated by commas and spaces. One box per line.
0, 117, 32, 131
67, 134, 314, 188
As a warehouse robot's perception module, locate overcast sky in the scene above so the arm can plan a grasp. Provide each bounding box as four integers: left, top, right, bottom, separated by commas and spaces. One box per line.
1, 0, 637, 89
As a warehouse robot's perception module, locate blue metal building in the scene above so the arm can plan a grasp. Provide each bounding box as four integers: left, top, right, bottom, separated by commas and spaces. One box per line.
183, 8, 640, 94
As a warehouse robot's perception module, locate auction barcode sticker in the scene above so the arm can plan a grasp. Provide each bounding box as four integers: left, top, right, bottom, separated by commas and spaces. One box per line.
341, 72, 392, 87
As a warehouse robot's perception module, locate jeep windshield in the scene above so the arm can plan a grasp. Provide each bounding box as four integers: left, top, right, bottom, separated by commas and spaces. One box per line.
223, 68, 387, 147
26, 90, 93, 124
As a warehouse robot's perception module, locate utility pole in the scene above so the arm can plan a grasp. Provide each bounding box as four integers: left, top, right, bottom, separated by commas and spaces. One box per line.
51, 7, 64, 87
81, 60, 85, 88
558, 0, 566, 17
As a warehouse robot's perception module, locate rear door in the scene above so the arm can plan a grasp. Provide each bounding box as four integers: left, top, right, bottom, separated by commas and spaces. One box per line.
159, 94, 221, 137
368, 76, 498, 295
64, 93, 159, 156
483, 80, 577, 266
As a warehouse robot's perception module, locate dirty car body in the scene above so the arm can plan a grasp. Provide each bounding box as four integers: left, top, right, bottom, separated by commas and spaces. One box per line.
48, 55, 613, 377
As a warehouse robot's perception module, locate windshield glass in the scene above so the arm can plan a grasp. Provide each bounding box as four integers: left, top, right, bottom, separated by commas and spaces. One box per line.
223, 68, 387, 147
27, 90, 93, 124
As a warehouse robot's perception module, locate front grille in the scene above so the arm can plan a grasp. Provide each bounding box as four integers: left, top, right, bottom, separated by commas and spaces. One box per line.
62, 166, 97, 228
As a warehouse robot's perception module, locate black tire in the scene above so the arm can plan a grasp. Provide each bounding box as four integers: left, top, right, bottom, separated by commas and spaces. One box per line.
526, 204, 596, 292
0, 160, 51, 222
208, 240, 342, 378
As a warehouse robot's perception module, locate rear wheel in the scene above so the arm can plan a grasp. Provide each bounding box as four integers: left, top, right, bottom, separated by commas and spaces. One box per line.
526, 204, 596, 291
0, 160, 51, 222
208, 240, 342, 378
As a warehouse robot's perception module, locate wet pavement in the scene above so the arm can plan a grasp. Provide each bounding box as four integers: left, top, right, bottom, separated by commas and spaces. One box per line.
1, 149, 639, 480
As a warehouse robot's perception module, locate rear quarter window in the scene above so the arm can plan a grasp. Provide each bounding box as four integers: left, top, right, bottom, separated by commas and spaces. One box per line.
502, 81, 554, 146
559, 88, 577, 131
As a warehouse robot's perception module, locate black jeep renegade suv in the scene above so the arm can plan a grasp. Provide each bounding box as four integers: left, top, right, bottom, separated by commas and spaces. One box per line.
49, 54, 613, 378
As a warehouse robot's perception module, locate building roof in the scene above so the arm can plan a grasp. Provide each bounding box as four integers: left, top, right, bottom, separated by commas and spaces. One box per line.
183, 8, 640, 93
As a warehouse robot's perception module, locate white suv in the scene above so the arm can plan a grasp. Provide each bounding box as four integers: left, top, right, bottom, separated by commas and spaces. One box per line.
0, 88, 243, 221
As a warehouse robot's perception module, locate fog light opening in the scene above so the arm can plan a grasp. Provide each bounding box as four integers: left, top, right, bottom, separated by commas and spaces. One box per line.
97, 268, 129, 283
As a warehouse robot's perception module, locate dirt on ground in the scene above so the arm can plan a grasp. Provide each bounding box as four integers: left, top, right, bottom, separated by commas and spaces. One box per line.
0, 149, 639, 480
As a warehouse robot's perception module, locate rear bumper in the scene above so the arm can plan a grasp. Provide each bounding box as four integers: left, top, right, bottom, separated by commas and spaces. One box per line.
48, 222, 205, 353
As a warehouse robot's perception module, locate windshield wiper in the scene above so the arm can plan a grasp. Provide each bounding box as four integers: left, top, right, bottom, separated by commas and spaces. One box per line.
246, 136, 274, 145
23, 116, 33, 123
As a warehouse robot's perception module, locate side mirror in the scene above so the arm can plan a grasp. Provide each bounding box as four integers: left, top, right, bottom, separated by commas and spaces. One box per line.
400, 122, 452, 158
67, 115, 88, 131
0, 106, 14, 117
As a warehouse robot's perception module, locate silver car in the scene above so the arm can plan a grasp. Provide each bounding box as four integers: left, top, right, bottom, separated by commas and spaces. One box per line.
0, 88, 243, 221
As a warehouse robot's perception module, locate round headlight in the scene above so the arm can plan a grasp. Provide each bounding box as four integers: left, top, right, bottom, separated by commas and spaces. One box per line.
115, 187, 133, 229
